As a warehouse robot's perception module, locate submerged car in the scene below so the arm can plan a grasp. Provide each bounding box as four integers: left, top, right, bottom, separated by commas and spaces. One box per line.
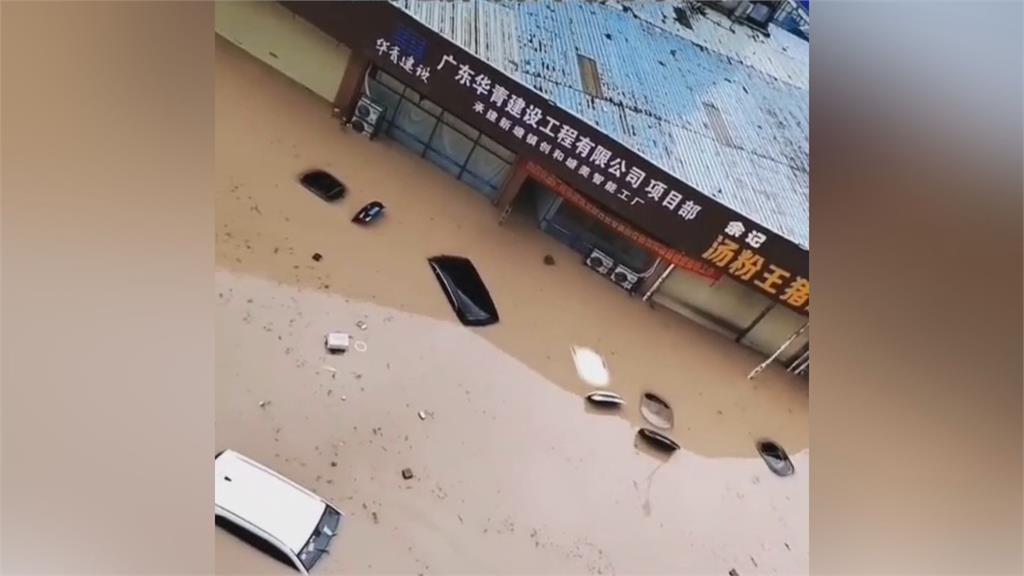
215, 449, 343, 574
299, 169, 346, 202
427, 255, 499, 326
351, 200, 385, 225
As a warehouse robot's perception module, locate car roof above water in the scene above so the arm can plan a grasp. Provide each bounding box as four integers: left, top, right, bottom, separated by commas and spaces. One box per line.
215, 449, 329, 554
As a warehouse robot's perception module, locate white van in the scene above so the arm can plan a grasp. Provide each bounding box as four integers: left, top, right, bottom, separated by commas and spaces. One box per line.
215, 449, 343, 574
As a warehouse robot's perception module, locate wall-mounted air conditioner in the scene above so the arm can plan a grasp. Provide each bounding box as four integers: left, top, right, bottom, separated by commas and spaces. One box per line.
349, 95, 385, 139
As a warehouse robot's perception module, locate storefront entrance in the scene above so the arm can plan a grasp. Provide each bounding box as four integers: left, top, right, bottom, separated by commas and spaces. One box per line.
364, 69, 515, 202
512, 177, 658, 277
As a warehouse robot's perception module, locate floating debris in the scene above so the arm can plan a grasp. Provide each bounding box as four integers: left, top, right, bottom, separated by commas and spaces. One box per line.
585, 391, 625, 407
258, 400, 271, 409
356, 320, 368, 331
570, 346, 610, 387
312, 252, 323, 262
321, 365, 338, 374
543, 254, 556, 266
371, 511, 379, 524
417, 410, 428, 420
401, 468, 414, 480
330, 461, 338, 467
325, 332, 351, 353
354, 340, 368, 353
637, 428, 680, 453
640, 392, 674, 430
756, 439, 795, 477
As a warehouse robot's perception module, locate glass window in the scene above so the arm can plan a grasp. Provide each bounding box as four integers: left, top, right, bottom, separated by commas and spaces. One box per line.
420, 98, 442, 117
478, 134, 516, 163
429, 123, 475, 165
739, 303, 809, 364
391, 99, 437, 145
403, 87, 422, 103
464, 145, 511, 189
460, 171, 501, 200
366, 80, 401, 124
388, 126, 427, 155
442, 112, 479, 140
425, 149, 464, 178
375, 71, 405, 94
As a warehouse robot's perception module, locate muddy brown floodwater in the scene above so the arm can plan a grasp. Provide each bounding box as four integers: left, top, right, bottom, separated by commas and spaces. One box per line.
215, 36, 808, 574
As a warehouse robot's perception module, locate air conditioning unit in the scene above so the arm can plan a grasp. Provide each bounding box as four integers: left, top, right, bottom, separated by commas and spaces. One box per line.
585, 248, 615, 275
611, 264, 641, 292
349, 95, 385, 139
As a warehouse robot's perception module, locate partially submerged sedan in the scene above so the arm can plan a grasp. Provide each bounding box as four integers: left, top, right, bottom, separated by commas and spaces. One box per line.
427, 255, 499, 326
215, 449, 343, 574
299, 169, 346, 202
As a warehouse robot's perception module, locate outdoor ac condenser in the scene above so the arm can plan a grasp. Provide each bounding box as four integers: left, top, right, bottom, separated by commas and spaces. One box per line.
349, 95, 385, 139
585, 248, 615, 275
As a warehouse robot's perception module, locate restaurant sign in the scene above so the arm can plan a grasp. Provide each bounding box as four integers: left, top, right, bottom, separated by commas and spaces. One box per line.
282, 1, 808, 314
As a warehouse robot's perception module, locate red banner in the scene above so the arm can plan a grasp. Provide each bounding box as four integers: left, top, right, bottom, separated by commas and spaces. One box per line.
524, 161, 722, 281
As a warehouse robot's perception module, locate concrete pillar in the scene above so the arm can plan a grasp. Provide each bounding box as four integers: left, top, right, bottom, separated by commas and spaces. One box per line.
332, 50, 370, 121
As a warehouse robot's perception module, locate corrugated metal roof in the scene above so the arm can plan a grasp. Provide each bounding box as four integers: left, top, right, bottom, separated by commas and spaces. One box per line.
393, 0, 809, 249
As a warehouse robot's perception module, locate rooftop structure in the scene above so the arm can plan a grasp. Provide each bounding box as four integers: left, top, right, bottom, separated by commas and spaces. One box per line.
393, 0, 810, 248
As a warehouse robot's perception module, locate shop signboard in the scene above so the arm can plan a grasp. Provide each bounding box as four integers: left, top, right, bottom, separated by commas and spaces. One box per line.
282, 1, 808, 314
523, 161, 721, 282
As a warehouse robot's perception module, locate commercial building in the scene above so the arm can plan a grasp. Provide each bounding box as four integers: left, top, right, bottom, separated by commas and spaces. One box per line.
215, 0, 810, 375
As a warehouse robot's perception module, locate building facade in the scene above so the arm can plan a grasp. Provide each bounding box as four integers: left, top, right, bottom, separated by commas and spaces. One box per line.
215, 0, 810, 375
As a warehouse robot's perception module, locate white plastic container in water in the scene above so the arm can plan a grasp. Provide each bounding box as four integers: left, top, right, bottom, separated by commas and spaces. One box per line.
325, 332, 351, 353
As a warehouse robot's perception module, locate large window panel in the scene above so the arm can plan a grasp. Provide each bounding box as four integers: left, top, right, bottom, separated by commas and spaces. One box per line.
425, 149, 463, 178
366, 80, 401, 124
460, 170, 501, 200
391, 99, 437, 145
429, 123, 474, 165
478, 134, 516, 163
442, 111, 479, 140
739, 303, 809, 363
464, 145, 511, 189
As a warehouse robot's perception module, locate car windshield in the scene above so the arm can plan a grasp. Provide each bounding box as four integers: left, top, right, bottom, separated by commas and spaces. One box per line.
297, 506, 341, 571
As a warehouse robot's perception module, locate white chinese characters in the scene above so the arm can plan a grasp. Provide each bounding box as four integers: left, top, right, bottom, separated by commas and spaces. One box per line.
435, 50, 715, 222
374, 38, 430, 85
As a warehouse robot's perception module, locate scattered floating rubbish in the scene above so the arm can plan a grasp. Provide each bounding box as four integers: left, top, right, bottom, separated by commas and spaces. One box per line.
321, 365, 337, 374
585, 391, 625, 407
352, 201, 385, 224
325, 332, 351, 353
543, 254, 556, 266
570, 346, 610, 387
341, 395, 347, 401
756, 439, 795, 477
417, 410, 427, 420
353, 340, 368, 353
371, 511, 379, 524
401, 468, 414, 480
640, 392, 674, 430
729, 570, 740, 576
330, 461, 338, 468
258, 400, 270, 409
637, 428, 680, 453
312, 252, 323, 262
355, 320, 368, 331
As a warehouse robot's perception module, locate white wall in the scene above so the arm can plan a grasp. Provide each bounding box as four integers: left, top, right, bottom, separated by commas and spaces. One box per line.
215, 1, 350, 102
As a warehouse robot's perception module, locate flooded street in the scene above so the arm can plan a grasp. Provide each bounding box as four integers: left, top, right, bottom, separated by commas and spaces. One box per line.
216, 36, 808, 574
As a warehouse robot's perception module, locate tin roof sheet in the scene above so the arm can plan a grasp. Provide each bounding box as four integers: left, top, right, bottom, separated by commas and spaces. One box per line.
393, 0, 809, 249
